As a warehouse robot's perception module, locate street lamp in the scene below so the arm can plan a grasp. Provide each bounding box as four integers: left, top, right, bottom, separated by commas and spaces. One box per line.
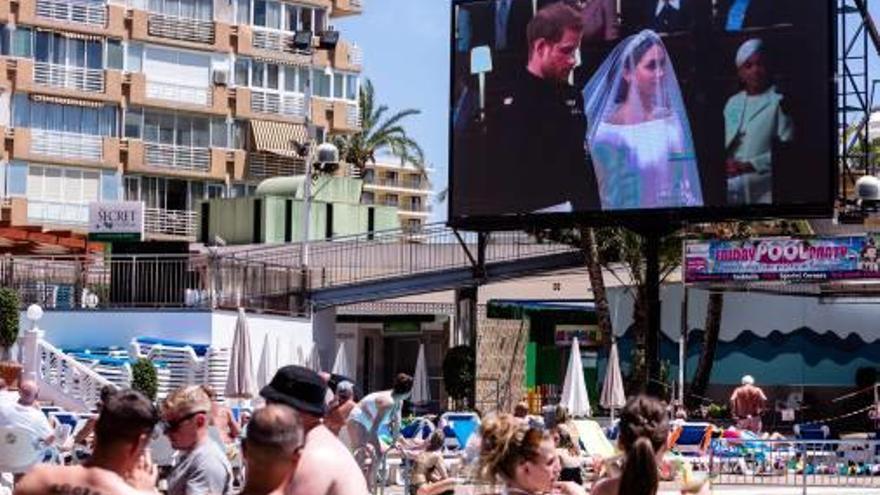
297, 138, 339, 267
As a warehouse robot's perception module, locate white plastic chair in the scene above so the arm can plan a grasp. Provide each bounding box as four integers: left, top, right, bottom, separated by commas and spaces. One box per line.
0, 426, 46, 474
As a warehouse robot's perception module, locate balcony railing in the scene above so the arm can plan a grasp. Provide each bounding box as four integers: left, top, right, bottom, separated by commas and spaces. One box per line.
348, 45, 363, 67
399, 204, 432, 213
365, 177, 426, 190
144, 142, 210, 172
148, 13, 215, 44
250, 90, 306, 119
36, 0, 107, 26
146, 80, 212, 106
248, 152, 305, 180
34, 62, 105, 93
345, 103, 361, 128
252, 27, 312, 57
31, 129, 104, 161
145, 207, 199, 238
27, 200, 89, 225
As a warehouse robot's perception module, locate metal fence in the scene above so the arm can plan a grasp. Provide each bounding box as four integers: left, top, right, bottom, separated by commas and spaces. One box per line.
0, 254, 304, 315
225, 223, 580, 290
704, 438, 880, 492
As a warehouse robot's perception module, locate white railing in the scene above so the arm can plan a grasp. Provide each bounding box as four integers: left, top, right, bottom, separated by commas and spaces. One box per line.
36, 0, 107, 26
250, 89, 306, 119
27, 200, 90, 225
348, 45, 363, 67
146, 80, 212, 106
252, 26, 311, 56
144, 142, 211, 172
345, 103, 361, 128
37, 338, 115, 412
31, 129, 104, 161
148, 12, 215, 44
248, 152, 304, 180
145, 207, 200, 238
34, 62, 105, 93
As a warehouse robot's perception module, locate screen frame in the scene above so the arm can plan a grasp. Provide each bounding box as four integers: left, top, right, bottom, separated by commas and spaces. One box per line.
446, 0, 838, 231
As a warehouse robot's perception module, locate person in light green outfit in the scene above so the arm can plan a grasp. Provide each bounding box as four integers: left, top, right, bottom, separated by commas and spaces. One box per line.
724, 38, 794, 206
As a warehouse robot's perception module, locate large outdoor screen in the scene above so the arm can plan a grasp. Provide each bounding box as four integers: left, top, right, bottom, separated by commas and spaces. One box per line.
449, 0, 835, 229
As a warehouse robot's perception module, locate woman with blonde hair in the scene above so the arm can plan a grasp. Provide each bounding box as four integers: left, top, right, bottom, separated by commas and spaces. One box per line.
478, 413, 585, 495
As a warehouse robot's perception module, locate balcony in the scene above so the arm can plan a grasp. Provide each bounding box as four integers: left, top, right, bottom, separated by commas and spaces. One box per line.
247, 152, 305, 181
237, 26, 312, 65
146, 80, 212, 107
27, 200, 89, 226
399, 204, 432, 214
330, 0, 362, 17
143, 143, 210, 172
250, 90, 306, 120
148, 12, 215, 44
145, 207, 199, 239
35, 0, 107, 27
34, 62, 105, 93
31, 129, 103, 162
344, 102, 361, 129
364, 177, 427, 191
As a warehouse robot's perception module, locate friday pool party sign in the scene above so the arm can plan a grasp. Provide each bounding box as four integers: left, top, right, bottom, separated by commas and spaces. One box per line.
684, 236, 880, 282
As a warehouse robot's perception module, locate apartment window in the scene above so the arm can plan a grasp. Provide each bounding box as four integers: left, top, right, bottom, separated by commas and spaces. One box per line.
27, 165, 100, 205
106, 39, 124, 70
311, 69, 331, 98
345, 75, 358, 100
126, 42, 143, 72
143, 46, 211, 86
237, 58, 306, 94
6, 161, 27, 196
11, 27, 33, 58
149, 0, 213, 21
241, 0, 325, 32
13, 94, 117, 136
35, 31, 103, 69
332, 73, 344, 99
101, 170, 120, 201
127, 108, 236, 149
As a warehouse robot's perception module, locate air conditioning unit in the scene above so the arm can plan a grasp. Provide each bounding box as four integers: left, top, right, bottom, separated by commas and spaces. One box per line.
213, 69, 229, 86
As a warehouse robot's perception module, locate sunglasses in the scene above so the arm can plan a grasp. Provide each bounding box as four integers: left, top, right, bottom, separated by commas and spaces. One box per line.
163, 410, 207, 434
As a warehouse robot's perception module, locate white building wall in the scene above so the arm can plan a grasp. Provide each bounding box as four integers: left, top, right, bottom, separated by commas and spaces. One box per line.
20, 310, 318, 365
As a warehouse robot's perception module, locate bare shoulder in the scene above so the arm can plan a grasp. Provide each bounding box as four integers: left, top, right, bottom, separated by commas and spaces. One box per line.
590, 476, 619, 495
13, 464, 57, 495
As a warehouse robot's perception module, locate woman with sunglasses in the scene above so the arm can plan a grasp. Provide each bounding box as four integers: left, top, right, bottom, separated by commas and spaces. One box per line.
161, 385, 233, 495
477, 413, 586, 495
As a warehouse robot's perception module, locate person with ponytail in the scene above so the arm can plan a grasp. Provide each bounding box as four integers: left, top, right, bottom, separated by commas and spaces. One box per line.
590, 395, 709, 495
477, 413, 586, 495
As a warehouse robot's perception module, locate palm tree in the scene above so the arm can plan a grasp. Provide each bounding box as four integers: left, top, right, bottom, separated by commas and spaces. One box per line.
332, 79, 426, 176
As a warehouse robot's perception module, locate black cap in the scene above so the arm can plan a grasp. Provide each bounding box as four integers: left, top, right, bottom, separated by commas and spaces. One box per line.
260, 365, 328, 417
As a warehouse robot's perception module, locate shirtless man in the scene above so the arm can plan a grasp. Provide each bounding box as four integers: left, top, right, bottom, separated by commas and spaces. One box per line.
15, 389, 160, 495
730, 374, 768, 433
203, 385, 241, 444
239, 405, 304, 495
261, 365, 369, 495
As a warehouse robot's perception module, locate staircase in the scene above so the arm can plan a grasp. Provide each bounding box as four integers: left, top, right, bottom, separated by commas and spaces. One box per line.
35, 338, 114, 412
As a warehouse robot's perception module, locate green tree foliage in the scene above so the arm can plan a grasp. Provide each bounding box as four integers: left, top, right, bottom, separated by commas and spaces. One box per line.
0, 288, 20, 360
131, 358, 158, 401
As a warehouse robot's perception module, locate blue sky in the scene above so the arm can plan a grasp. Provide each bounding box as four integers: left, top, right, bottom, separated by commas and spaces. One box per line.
338, 2, 880, 225
335, 2, 451, 223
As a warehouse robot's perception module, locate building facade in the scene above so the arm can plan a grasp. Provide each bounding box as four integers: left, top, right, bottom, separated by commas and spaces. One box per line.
360, 156, 432, 233
0, 0, 362, 241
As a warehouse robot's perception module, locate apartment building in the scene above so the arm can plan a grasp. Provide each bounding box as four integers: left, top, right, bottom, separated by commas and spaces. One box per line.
360, 156, 432, 232
0, 0, 363, 241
